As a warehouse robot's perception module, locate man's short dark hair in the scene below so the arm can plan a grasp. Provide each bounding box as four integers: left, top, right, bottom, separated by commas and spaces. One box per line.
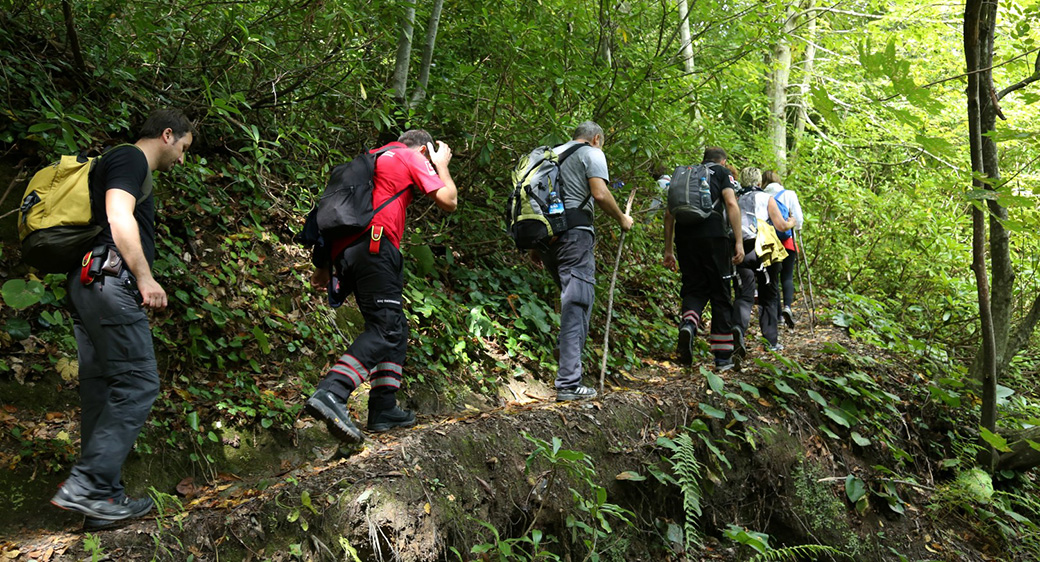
573, 121, 604, 142
398, 129, 434, 148
139, 108, 194, 140
702, 147, 727, 164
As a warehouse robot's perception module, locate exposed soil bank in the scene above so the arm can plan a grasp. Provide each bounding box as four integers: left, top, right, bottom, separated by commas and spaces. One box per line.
0, 332, 1008, 561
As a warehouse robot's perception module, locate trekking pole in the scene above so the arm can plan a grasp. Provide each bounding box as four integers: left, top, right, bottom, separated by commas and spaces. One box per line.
795, 231, 819, 331
600, 187, 637, 393
794, 245, 815, 337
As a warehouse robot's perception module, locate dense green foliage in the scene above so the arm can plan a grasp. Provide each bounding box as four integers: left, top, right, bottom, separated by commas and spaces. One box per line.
2, 0, 1040, 557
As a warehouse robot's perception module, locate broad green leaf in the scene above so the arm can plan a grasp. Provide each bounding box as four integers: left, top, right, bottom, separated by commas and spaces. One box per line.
252, 326, 271, 355
738, 382, 760, 398
805, 389, 828, 407
5, 318, 31, 340
28, 122, 58, 133
824, 406, 853, 428
2, 279, 45, 310
773, 380, 797, 395
811, 83, 837, 125
704, 367, 725, 395
851, 432, 871, 446
979, 427, 1012, 453
698, 403, 726, 419
845, 475, 867, 503
409, 245, 436, 276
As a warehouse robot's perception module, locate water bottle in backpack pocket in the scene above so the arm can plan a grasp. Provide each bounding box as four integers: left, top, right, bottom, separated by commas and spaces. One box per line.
505, 143, 591, 250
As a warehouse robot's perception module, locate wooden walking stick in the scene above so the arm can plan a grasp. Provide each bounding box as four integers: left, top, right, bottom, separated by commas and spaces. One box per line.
794, 230, 818, 332
599, 187, 637, 393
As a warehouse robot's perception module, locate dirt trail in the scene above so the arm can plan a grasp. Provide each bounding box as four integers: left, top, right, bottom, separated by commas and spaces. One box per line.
0, 319, 997, 561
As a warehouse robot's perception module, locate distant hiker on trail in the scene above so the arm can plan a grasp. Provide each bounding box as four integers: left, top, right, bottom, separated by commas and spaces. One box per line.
305, 130, 458, 445
52, 109, 194, 529
733, 167, 795, 352
663, 147, 744, 371
531, 121, 633, 401
762, 170, 804, 329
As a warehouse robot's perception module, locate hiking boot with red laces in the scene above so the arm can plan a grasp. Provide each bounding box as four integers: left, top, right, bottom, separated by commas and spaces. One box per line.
306, 389, 365, 444
367, 406, 416, 433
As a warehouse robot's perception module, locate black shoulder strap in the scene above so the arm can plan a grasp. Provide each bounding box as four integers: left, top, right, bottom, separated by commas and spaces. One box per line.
557, 141, 589, 165
558, 142, 593, 211
370, 145, 413, 217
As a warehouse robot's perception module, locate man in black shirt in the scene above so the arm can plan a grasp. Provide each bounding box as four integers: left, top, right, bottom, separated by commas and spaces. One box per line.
51, 109, 193, 527
662, 147, 745, 370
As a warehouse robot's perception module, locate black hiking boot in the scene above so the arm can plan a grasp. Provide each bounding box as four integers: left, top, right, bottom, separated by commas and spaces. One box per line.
367, 405, 417, 433
306, 389, 365, 444
676, 320, 695, 365
731, 326, 746, 371
52, 483, 154, 522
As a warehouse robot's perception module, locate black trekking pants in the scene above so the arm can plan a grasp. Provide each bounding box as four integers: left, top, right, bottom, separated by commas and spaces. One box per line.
318, 240, 406, 414
675, 235, 736, 361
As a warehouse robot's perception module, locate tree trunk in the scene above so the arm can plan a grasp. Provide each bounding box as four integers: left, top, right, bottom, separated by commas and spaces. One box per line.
964, 0, 998, 473
61, 0, 85, 71
766, 5, 795, 175
391, 0, 417, 106
791, 0, 817, 158
410, 0, 444, 106
677, 0, 695, 74
978, 1, 1014, 372
676, 0, 702, 120
596, 0, 612, 67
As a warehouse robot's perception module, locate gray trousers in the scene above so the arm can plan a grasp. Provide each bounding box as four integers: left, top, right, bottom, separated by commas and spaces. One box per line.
67, 268, 158, 499
542, 229, 596, 389
735, 260, 781, 347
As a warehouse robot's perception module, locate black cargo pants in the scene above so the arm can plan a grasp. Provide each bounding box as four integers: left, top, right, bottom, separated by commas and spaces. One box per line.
66, 267, 159, 500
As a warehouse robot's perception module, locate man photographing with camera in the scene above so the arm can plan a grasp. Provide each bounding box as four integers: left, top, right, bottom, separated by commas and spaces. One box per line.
305, 130, 458, 444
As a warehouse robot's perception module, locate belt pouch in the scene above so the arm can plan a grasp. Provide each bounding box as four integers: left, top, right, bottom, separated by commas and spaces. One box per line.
369, 226, 383, 255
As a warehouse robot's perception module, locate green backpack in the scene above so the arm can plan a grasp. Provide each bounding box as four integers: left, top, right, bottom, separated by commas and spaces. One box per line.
18, 145, 149, 274
505, 143, 591, 250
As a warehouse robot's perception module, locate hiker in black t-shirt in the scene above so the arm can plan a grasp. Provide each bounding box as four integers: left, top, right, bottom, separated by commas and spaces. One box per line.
663, 147, 745, 371
51, 109, 194, 529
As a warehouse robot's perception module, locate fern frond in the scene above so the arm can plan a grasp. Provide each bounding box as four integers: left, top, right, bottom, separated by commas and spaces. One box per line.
747, 544, 852, 562
668, 432, 704, 549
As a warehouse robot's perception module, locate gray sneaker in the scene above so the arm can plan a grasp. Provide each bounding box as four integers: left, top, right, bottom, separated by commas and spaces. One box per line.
782, 306, 796, 329
52, 484, 154, 522
557, 385, 598, 402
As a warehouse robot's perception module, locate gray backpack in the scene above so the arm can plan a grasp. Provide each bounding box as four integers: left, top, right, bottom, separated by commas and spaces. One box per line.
667, 163, 718, 225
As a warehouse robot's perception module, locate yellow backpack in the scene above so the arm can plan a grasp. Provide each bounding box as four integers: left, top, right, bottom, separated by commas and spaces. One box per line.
17, 145, 147, 274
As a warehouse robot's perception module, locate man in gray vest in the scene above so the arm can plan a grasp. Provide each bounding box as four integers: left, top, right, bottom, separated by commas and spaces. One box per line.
537, 121, 633, 401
